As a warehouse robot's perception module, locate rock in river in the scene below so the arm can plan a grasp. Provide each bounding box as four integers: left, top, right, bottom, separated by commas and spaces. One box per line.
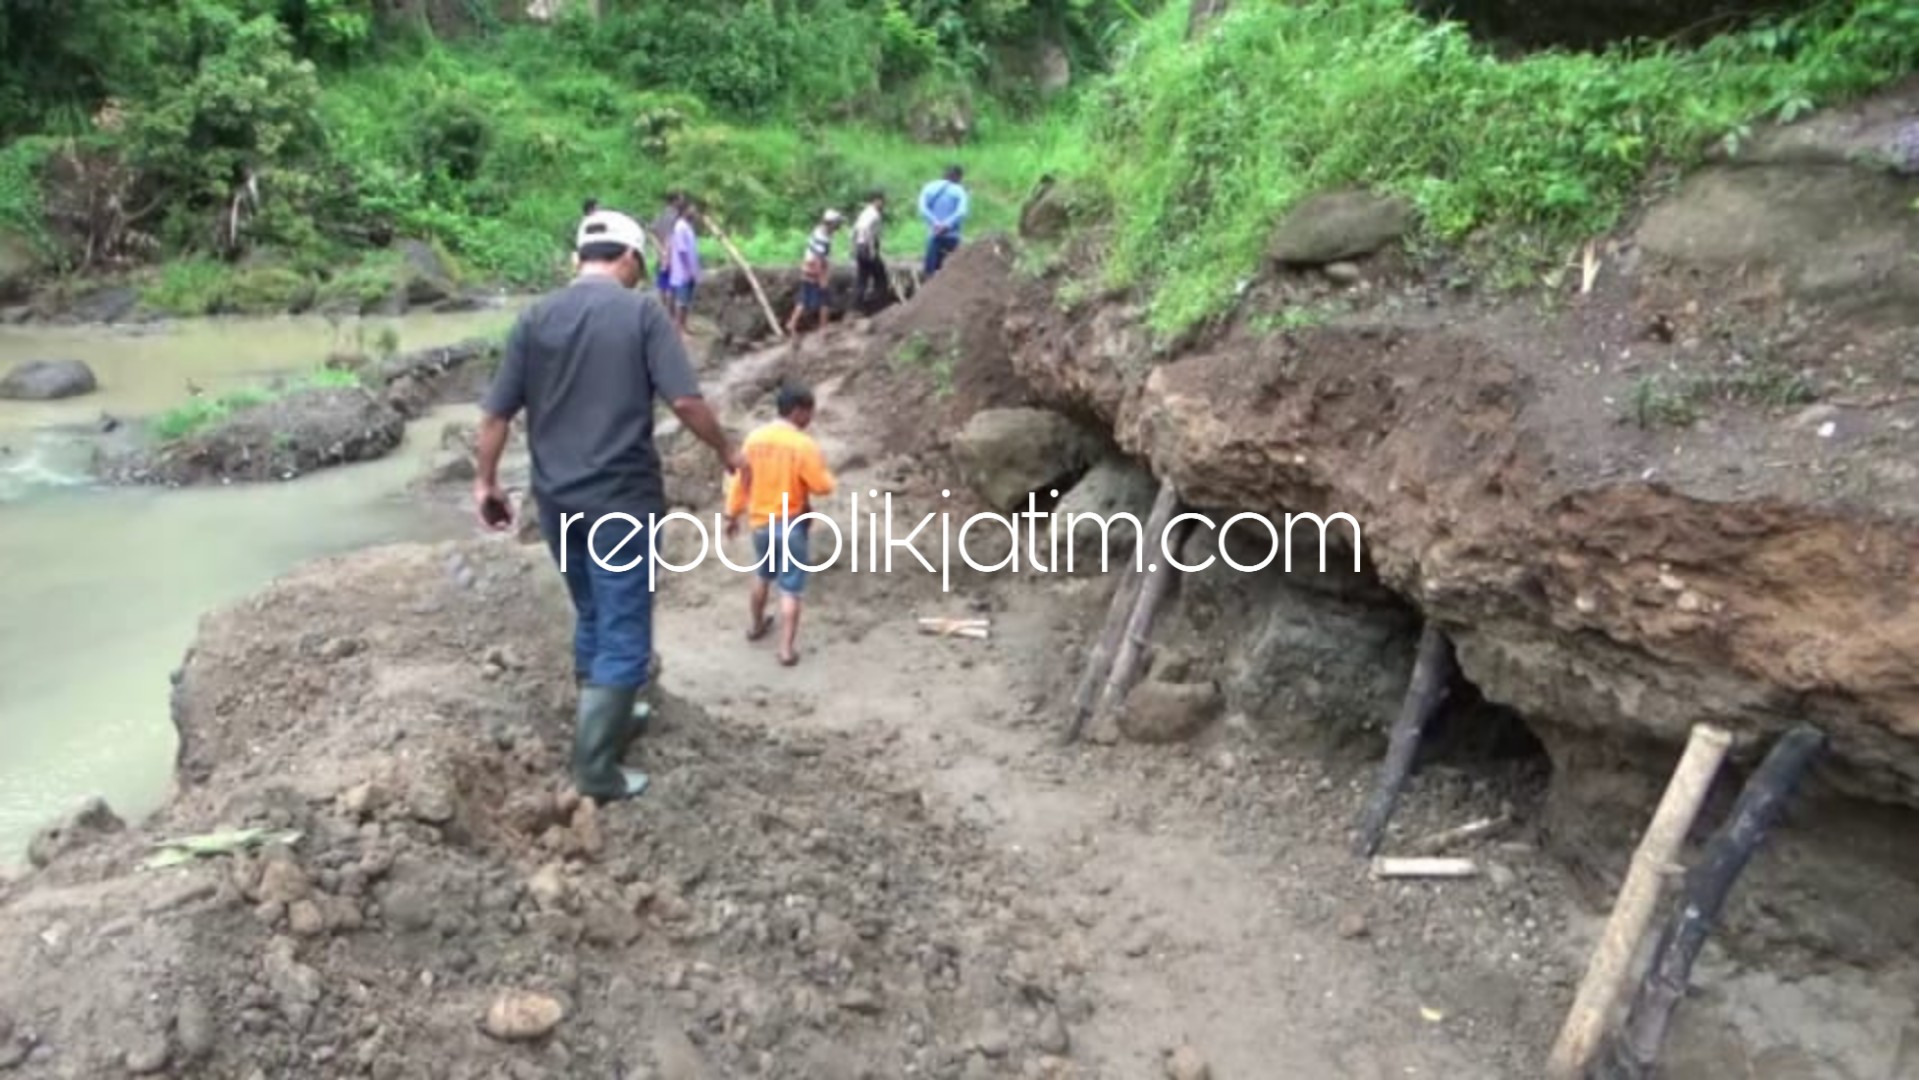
0, 359, 98, 400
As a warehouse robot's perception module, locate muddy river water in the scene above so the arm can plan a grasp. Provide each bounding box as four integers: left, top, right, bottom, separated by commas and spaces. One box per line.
0, 310, 519, 863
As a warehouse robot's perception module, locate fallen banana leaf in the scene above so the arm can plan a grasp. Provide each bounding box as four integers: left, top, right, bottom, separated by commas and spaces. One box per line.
142, 827, 302, 870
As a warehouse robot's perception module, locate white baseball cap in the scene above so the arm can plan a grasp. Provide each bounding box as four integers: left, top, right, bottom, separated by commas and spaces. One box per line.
822, 208, 845, 224
576, 209, 647, 253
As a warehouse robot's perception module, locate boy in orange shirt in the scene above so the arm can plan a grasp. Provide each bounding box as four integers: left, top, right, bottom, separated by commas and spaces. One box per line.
723, 382, 837, 666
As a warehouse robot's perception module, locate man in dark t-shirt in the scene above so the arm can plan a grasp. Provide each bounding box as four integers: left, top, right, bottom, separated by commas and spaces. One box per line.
475, 208, 744, 801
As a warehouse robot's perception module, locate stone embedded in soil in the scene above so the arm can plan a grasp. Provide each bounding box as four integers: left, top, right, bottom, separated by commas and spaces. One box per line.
405, 774, 456, 824
256, 858, 312, 906
287, 899, 327, 938
1034, 1010, 1071, 1055
1165, 1045, 1211, 1080
122, 1033, 170, 1074
26, 795, 124, 869
173, 992, 216, 1062
1266, 189, 1413, 265
528, 863, 570, 912
1337, 913, 1371, 940
381, 880, 437, 932
974, 1016, 1013, 1058
1118, 679, 1223, 744
1323, 261, 1364, 285
482, 991, 566, 1042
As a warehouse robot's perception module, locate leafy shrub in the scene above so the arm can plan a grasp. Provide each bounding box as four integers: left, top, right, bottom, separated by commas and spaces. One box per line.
1086, 0, 1919, 332
120, 13, 324, 254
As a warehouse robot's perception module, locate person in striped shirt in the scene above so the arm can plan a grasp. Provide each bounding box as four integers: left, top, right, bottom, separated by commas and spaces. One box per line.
785, 208, 844, 337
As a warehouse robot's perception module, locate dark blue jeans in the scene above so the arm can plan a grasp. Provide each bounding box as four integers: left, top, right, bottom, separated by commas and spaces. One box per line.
538, 499, 654, 690
923, 233, 960, 277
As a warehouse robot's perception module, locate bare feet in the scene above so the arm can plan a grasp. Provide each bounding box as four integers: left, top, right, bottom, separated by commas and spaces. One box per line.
747, 614, 774, 641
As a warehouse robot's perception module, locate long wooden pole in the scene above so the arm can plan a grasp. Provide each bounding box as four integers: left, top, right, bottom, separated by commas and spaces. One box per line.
1544, 722, 1733, 1080
702, 213, 785, 340
1353, 623, 1456, 856
1064, 481, 1179, 744
1595, 724, 1827, 1079
1091, 503, 1194, 730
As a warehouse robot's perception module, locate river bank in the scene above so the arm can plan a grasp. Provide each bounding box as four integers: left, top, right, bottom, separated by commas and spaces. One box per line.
0, 307, 525, 863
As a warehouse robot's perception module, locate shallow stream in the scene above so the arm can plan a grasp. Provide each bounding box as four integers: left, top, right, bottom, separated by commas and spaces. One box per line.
0, 310, 516, 863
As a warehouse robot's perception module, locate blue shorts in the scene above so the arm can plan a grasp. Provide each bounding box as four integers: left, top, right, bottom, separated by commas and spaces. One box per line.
799, 281, 825, 312
751, 522, 811, 596
671, 281, 696, 308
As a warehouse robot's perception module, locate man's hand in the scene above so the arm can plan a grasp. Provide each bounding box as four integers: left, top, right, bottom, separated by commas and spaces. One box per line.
723, 514, 740, 541
724, 446, 751, 494
473, 478, 513, 531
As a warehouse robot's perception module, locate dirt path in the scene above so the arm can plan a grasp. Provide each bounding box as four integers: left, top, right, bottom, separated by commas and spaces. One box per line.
643, 340, 1544, 1076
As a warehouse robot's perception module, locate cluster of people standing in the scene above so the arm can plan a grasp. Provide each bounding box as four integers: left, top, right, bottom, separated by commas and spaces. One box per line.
585, 164, 971, 339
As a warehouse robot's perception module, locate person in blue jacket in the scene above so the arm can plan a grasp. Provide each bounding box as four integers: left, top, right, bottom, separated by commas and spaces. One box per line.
917, 165, 968, 277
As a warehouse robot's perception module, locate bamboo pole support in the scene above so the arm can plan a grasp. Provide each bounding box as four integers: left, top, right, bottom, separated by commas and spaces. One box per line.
703, 214, 785, 340
1091, 503, 1194, 730
1594, 724, 1827, 1079
1353, 624, 1457, 856
1544, 722, 1733, 1080
1063, 481, 1180, 744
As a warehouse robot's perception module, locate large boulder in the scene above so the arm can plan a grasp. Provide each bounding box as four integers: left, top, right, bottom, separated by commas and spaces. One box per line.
1634, 114, 1919, 324
1054, 456, 1159, 572
1266, 190, 1414, 266
951, 407, 1106, 512
0, 359, 98, 400
1018, 177, 1074, 242
396, 239, 458, 308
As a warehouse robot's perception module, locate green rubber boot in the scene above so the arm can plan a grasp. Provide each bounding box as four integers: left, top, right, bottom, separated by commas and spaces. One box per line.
578, 670, 654, 738
573, 684, 650, 801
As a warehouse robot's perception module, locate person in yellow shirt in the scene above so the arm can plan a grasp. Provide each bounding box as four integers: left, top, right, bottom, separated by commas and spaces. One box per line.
723, 382, 837, 666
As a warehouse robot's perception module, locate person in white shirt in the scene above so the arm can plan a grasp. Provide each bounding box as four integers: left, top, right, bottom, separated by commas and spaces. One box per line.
851, 190, 887, 312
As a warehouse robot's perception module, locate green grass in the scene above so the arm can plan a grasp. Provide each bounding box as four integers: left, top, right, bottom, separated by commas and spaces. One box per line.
1084, 0, 1919, 333
151, 367, 364, 441
310, 32, 1082, 285
1624, 362, 1819, 429
891, 328, 959, 397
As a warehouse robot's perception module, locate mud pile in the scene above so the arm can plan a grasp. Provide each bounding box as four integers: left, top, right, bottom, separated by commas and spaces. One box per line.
0, 540, 1087, 1079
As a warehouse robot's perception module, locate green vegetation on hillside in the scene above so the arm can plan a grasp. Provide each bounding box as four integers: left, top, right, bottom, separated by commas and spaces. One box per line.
0, 0, 1128, 302
2, 0, 1914, 332
1084, 0, 1919, 331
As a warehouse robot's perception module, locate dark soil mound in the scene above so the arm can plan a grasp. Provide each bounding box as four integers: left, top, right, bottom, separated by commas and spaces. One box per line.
102, 386, 405, 486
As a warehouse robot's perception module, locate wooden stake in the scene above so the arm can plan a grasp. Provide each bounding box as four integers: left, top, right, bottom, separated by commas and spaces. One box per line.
1371, 857, 1479, 879
1063, 481, 1180, 744
916, 617, 991, 640
1091, 500, 1193, 730
1407, 814, 1507, 855
1353, 624, 1457, 857
1544, 723, 1733, 1080
703, 213, 785, 340
1594, 724, 1827, 1080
